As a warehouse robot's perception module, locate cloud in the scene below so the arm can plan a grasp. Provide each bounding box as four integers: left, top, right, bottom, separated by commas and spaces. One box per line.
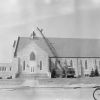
92, 0, 100, 6
44, 0, 52, 4
0, 0, 100, 62
0, 0, 20, 14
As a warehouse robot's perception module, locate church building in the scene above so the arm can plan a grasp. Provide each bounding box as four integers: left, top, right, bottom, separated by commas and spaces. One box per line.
13, 36, 100, 78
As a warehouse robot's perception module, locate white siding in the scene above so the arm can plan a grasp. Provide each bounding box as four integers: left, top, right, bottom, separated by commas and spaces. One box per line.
17, 42, 50, 77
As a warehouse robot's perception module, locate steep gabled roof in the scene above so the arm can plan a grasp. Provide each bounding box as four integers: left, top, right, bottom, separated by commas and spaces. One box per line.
14, 37, 100, 57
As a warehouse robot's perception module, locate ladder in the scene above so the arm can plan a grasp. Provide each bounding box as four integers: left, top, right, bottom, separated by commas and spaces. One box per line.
37, 27, 63, 70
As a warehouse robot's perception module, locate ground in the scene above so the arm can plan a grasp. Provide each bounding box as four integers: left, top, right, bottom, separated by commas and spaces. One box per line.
39, 77, 100, 86
0, 87, 96, 100
0, 77, 100, 100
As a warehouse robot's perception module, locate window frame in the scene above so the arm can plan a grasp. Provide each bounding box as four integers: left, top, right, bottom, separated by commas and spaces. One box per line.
30, 52, 36, 61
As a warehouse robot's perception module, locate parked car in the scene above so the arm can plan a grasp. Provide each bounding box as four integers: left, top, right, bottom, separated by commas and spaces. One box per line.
7, 76, 12, 79
66, 67, 75, 78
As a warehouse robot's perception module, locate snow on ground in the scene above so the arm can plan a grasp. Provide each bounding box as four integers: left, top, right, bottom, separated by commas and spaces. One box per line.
0, 78, 99, 100
22, 79, 39, 87
0, 77, 100, 100
0, 77, 100, 89
0, 86, 95, 100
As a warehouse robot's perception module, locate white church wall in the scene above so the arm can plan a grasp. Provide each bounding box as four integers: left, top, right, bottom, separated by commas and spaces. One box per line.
50, 57, 100, 78
11, 58, 18, 78
17, 42, 50, 76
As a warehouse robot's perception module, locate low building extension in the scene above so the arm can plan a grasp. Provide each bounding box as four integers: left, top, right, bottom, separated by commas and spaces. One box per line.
0, 58, 18, 79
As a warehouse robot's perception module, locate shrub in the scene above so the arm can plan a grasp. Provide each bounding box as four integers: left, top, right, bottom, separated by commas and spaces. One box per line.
90, 69, 95, 77
94, 67, 99, 76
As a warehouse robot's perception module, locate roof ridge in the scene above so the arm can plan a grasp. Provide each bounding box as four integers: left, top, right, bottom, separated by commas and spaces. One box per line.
19, 36, 100, 40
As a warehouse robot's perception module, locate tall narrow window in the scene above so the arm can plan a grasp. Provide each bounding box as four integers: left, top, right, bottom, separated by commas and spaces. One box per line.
40, 61, 42, 70
5, 67, 6, 71
99, 61, 100, 69
95, 59, 97, 68
70, 60, 73, 67
10, 67, 11, 71
2, 67, 4, 71
85, 60, 87, 69
23, 61, 25, 70
33, 67, 34, 72
31, 67, 32, 72
80, 60, 82, 67
30, 52, 35, 61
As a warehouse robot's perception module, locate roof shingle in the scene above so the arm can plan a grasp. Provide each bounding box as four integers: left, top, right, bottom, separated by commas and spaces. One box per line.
14, 37, 100, 57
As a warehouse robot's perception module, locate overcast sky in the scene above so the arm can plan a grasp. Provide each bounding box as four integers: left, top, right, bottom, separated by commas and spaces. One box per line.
0, 0, 100, 62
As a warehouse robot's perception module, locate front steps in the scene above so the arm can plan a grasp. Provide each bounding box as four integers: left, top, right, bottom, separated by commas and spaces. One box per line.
19, 73, 50, 79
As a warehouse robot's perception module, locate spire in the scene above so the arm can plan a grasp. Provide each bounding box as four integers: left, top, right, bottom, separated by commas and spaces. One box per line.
30, 31, 36, 39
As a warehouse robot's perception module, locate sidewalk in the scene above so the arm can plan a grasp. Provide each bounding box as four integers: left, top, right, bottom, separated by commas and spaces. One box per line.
0, 77, 100, 89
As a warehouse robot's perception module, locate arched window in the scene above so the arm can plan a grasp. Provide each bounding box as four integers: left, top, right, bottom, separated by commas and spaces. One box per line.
30, 52, 35, 61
